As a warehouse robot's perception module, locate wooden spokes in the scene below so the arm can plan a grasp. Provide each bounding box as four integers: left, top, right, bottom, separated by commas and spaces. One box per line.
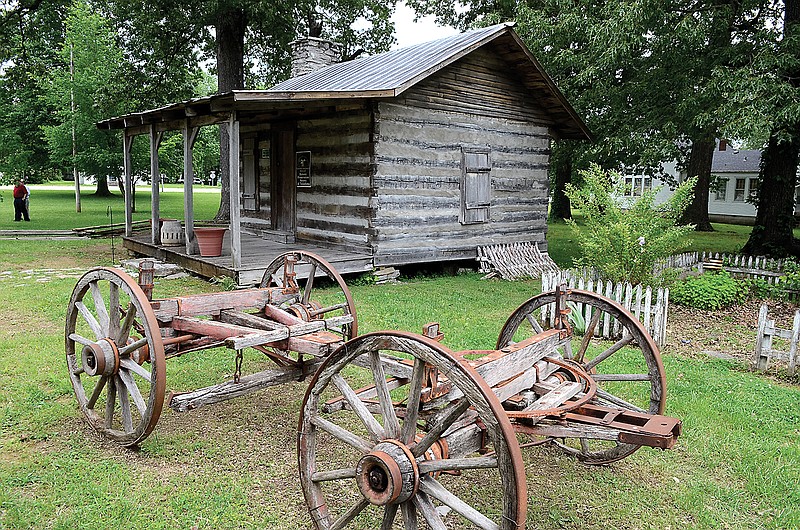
260, 251, 357, 341
298, 332, 526, 529
497, 289, 667, 464
65, 267, 165, 446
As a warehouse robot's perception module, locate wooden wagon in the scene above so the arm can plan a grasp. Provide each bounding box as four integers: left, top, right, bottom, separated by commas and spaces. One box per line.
65, 251, 681, 529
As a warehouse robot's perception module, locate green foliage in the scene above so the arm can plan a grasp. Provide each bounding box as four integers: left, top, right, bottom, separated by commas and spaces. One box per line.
742, 259, 800, 301
210, 275, 238, 291
41, 1, 126, 179
566, 301, 585, 334
564, 164, 695, 285
671, 271, 749, 310
158, 126, 220, 183
0, 1, 68, 183
348, 272, 378, 286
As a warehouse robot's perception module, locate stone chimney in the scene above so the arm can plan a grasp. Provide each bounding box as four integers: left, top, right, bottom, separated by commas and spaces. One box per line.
290, 37, 343, 78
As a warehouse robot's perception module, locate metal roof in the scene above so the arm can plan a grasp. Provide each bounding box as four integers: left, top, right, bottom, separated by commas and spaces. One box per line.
98, 23, 591, 139
269, 23, 516, 94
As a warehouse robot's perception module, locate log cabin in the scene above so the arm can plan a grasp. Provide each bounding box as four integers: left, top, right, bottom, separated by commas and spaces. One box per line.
98, 22, 591, 285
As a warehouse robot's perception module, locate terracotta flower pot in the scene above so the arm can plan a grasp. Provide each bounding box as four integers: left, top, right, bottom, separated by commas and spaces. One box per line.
194, 227, 227, 257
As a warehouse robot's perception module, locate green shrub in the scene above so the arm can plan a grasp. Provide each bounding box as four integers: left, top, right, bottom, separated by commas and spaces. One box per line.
564, 164, 696, 286
741, 260, 800, 301
746, 277, 779, 300
671, 271, 748, 310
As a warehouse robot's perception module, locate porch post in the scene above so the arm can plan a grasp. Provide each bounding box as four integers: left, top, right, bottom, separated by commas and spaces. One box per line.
183, 121, 200, 254
123, 133, 134, 237
228, 112, 242, 269
149, 124, 164, 245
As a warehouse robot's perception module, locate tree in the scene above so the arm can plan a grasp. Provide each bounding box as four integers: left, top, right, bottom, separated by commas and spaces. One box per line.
740, 0, 800, 256
0, 0, 69, 183
41, 1, 128, 192
0, 0, 199, 198
650, 1, 774, 232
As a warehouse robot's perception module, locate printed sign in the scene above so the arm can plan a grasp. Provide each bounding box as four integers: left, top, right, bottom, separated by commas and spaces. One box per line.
296, 151, 311, 188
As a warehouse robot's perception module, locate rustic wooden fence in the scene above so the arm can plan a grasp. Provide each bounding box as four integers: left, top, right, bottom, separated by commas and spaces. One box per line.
753, 303, 799, 376
541, 270, 669, 347
477, 241, 560, 280
657, 252, 786, 282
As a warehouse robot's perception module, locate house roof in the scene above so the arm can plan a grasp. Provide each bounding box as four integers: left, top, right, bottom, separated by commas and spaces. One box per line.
97, 23, 591, 139
711, 149, 761, 173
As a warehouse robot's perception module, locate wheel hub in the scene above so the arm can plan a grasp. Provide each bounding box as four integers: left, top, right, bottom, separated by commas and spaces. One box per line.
81, 338, 120, 377
287, 301, 322, 322
355, 440, 418, 505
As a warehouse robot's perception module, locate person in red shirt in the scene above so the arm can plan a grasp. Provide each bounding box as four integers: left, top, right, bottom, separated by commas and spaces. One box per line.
13, 180, 30, 221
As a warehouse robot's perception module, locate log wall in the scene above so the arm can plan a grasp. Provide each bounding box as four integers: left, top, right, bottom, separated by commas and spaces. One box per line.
372, 49, 553, 266
293, 108, 374, 253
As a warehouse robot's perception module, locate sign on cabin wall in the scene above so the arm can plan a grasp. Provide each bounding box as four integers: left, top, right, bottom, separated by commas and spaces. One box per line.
296, 151, 312, 188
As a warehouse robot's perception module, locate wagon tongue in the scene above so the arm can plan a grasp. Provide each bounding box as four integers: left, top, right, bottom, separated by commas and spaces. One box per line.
563, 404, 682, 450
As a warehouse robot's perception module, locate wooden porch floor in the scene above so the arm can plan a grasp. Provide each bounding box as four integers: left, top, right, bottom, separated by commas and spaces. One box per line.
123, 230, 375, 286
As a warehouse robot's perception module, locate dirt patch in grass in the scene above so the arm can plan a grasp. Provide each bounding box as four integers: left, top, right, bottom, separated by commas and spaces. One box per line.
665, 298, 800, 371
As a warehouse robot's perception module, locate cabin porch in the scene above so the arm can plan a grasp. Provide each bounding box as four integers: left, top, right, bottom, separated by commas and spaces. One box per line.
123, 230, 374, 286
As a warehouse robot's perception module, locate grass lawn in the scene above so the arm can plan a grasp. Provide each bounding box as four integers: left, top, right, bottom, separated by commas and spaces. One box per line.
0, 185, 221, 230
1, 239, 798, 529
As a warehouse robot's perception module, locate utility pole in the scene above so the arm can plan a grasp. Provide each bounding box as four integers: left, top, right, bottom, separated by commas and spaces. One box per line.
70, 42, 81, 213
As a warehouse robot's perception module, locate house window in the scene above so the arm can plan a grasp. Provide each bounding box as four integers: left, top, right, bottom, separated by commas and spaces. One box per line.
748, 178, 759, 202
623, 176, 651, 197
713, 177, 727, 201
460, 146, 491, 224
734, 178, 746, 202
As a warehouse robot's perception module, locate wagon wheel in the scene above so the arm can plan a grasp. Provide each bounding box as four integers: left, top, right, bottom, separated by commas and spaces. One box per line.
260, 251, 357, 341
496, 289, 666, 464
298, 331, 526, 529
65, 267, 165, 446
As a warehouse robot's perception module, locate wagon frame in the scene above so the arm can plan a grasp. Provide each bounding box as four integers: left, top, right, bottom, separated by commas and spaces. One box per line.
65, 251, 681, 529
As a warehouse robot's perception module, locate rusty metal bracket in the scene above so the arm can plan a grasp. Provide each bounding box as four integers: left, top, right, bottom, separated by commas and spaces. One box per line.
422, 322, 444, 342
138, 260, 155, 301
283, 255, 299, 295
565, 404, 683, 450
474, 418, 490, 454
553, 284, 572, 338
421, 362, 452, 402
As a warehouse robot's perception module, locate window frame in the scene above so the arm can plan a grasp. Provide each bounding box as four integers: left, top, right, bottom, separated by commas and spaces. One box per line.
734, 178, 746, 202
460, 146, 491, 225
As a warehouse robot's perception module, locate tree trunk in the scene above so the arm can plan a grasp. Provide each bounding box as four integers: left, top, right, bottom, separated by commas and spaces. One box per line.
549, 142, 573, 221
214, 7, 247, 221
742, 0, 800, 256
742, 133, 800, 256
94, 175, 112, 196
679, 136, 715, 231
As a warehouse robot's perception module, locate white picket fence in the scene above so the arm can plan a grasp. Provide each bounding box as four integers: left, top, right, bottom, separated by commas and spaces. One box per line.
753, 303, 799, 376
656, 252, 786, 282
654, 252, 702, 275
542, 270, 669, 347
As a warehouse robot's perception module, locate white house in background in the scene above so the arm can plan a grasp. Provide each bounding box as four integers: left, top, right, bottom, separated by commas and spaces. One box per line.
626, 141, 800, 225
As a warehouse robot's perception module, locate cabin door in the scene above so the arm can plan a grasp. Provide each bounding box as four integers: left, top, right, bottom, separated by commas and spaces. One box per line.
270, 122, 296, 233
